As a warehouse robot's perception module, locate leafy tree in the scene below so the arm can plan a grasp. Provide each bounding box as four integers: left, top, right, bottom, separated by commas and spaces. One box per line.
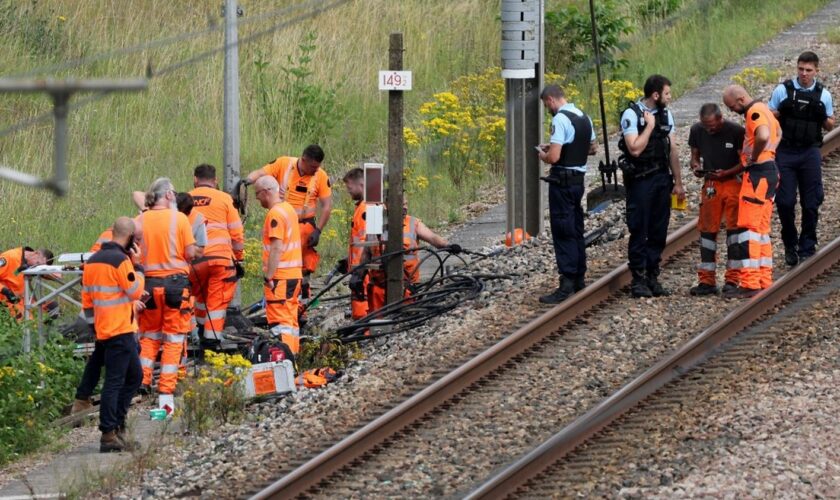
544, 0, 633, 75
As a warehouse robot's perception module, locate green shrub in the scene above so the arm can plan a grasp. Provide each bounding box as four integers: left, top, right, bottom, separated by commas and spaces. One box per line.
0, 308, 83, 465
545, 0, 633, 74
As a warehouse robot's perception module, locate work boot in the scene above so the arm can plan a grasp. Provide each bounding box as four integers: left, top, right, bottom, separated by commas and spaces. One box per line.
784, 246, 799, 267
722, 286, 760, 299
100, 430, 125, 453
646, 269, 670, 297
70, 398, 93, 414
574, 276, 586, 292
137, 384, 152, 396
689, 283, 719, 296
539, 276, 576, 304
721, 282, 739, 294
630, 270, 653, 298
116, 426, 140, 452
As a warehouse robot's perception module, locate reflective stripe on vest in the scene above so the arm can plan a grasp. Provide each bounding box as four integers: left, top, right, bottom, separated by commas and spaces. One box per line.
140, 209, 189, 273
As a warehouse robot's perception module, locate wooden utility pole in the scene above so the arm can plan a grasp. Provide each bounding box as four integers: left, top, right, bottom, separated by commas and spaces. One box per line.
385, 32, 405, 305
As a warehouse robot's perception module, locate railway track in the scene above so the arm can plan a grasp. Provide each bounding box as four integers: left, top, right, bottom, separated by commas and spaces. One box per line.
466, 230, 840, 499
249, 128, 840, 499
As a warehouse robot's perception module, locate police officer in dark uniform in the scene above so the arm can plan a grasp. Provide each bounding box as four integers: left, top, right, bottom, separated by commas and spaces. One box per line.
537, 85, 596, 304
618, 75, 685, 297
769, 51, 835, 266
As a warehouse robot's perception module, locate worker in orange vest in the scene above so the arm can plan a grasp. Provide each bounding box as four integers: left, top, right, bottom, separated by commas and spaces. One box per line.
81, 216, 146, 452
722, 85, 782, 298
245, 145, 332, 312
688, 103, 745, 296
363, 199, 461, 314
0, 246, 53, 319
341, 167, 370, 319
133, 177, 197, 414
188, 164, 245, 343
254, 176, 304, 353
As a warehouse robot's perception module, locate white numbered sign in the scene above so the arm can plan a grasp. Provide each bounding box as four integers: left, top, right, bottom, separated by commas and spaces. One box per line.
378, 70, 412, 91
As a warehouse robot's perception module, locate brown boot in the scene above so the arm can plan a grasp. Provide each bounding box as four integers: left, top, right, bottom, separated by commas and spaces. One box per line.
100, 430, 125, 453
116, 426, 140, 452
70, 398, 93, 414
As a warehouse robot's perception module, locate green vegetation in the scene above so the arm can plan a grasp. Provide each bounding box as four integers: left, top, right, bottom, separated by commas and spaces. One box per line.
821, 25, 840, 44
0, 309, 82, 465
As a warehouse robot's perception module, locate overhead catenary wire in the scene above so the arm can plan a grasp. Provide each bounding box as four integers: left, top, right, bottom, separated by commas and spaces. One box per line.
7, 0, 333, 79
0, 0, 352, 140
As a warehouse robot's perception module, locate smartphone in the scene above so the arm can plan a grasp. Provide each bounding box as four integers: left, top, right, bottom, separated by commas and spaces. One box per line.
126, 234, 135, 250
534, 146, 543, 152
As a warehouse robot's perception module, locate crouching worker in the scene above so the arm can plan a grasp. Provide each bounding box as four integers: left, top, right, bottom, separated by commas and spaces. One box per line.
81, 217, 146, 453
0, 246, 54, 319
255, 176, 304, 354
363, 199, 461, 314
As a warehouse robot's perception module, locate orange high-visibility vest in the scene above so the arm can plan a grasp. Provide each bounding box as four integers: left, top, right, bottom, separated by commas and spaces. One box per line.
348, 201, 367, 268
81, 241, 146, 339
0, 247, 27, 301
368, 215, 420, 284
189, 186, 245, 260
89, 227, 114, 253
741, 101, 782, 166
263, 201, 303, 280
135, 209, 195, 277
263, 157, 331, 220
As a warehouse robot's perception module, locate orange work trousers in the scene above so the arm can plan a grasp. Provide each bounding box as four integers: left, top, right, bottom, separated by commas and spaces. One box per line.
266, 278, 302, 354
697, 177, 741, 286
350, 274, 369, 320
366, 279, 413, 316
731, 162, 779, 290
299, 220, 320, 275
190, 258, 236, 336
139, 278, 192, 394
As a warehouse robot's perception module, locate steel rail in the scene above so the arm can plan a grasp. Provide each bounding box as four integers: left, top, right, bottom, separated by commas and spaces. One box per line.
466, 231, 840, 500
250, 220, 698, 499
466, 129, 840, 500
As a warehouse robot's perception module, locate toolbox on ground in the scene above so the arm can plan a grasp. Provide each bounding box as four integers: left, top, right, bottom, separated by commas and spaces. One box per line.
242, 360, 296, 397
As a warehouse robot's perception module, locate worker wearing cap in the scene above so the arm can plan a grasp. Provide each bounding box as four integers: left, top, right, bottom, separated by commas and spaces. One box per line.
769, 51, 835, 266
0, 246, 54, 319
688, 103, 745, 296
81, 216, 145, 452
134, 177, 196, 413
254, 176, 304, 353
188, 164, 245, 343
722, 85, 782, 298
245, 144, 332, 312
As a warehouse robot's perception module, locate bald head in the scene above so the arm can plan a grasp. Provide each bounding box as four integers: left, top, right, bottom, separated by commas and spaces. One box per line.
111, 216, 136, 249
722, 85, 752, 114
254, 175, 281, 208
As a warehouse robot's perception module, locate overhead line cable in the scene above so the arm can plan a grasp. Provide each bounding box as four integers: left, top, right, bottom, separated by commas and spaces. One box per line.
7, 0, 324, 79
0, 0, 351, 140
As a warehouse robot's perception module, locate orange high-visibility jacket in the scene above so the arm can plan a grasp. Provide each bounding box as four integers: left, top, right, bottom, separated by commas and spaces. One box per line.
263, 157, 332, 220
263, 201, 303, 280
0, 247, 28, 301
189, 186, 245, 260
81, 241, 145, 340
90, 227, 114, 253
741, 101, 782, 166
368, 215, 420, 284
134, 208, 196, 277
348, 201, 366, 268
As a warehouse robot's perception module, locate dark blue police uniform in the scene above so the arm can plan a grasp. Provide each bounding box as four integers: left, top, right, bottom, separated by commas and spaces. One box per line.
619, 101, 675, 296
769, 79, 834, 263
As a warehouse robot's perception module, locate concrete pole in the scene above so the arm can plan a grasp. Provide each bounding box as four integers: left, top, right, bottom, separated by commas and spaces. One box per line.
385, 33, 405, 305
223, 0, 242, 308
223, 0, 241, 194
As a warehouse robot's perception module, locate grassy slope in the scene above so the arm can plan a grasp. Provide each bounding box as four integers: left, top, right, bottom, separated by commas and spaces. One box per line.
0, 0, 500, 255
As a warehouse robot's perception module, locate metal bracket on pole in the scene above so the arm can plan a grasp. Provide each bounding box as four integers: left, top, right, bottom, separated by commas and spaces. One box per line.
0, 78, 147, 196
